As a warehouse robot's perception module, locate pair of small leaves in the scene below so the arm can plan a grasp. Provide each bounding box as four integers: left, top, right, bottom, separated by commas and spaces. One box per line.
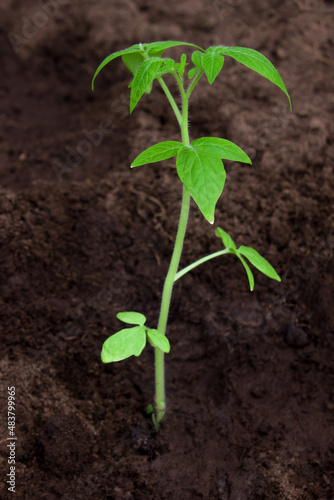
215, 227, 281, 290
190, 46, 291, 109
191, 47, 224, 84
131, 137, 251, 223
101, 311, 170, 363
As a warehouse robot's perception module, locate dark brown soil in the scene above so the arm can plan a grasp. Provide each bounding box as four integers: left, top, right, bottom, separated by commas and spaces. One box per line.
1, 1, 334, 499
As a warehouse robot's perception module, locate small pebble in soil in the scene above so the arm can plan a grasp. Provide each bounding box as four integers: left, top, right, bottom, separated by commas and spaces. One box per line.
130, 423, 157, 458
285, 322, 310, 347
113, 487, 134, 500
250, 386, 267, 399
216, 474, 229, 500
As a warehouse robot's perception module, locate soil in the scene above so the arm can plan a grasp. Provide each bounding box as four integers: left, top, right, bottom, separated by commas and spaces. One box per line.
1, 0, 334, 499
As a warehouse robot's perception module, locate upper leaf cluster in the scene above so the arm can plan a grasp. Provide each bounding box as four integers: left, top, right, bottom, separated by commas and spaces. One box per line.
92, 41, 291, 222
92, 40, 291, 111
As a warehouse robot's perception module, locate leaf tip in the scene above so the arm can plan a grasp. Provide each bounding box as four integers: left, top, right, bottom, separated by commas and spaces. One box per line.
100, 349, 109, 364
91, 75, 97, 91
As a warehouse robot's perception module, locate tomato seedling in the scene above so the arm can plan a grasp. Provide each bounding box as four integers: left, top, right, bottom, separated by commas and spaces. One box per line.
92, 41, 291, 429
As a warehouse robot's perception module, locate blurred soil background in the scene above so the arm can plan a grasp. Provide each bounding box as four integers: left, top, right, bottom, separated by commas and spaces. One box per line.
0, 0, 333, 498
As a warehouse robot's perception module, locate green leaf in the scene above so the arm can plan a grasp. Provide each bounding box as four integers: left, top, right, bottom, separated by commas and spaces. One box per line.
215, 46, 291, 109
131, 141, 183, 167
179, 53, 187, 76
116, 311, 147, 325
176, 145, 226, 223
130, 58, 163, 112
238, 246, 281, 282
202, 49, 224, 84
92, 44, 142, 90
191, 137, 251, 164
122, 52, 145, 76
148, 48, 165, 58
158, 58, 178, 76
128, 77, 154, 95
215, 227, 236, 250
146, 41, 202, 54
146, 403, 154, 415
191, 50, 203, 67
188, 67, 201, 79
101, 326, 146, 363
146, 328, 170, 353
236, 252, 255, 291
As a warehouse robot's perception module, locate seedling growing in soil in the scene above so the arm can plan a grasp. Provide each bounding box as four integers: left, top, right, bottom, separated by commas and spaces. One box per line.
92, 41, 291, 429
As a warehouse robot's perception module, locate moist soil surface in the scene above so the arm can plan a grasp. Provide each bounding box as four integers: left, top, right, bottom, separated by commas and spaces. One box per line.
1, 1, 334, 499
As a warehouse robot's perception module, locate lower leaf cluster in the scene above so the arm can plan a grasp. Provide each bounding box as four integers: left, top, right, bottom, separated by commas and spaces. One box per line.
101, 311, 170, 363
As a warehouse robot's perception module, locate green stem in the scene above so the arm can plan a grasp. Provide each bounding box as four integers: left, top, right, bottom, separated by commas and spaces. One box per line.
173, 71, 186, 100
186, 69, 204, 100
174, 249, 230, 282
157, 76, 182, 127
154, 186, 190, 425
154, 80, 192, 427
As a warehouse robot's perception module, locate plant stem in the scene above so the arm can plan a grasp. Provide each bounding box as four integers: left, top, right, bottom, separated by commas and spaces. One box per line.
186, 69, 204, 100
157, 76, 182, 127
174, 249, 230, 282
154, 185, 190, 426
154, 80, 192, 427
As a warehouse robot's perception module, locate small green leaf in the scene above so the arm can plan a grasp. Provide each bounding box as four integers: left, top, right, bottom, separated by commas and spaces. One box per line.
202, 49, 224, 84
101, 326, 146, 363
146, 329, 170, 353
151, 54, 187, 78
188, 67, 201, 79
191, 50, 203, 67
146, 403, 154, 415
191, 137, 251, 164
92, 44, 142, 90
236, 252, 255, 291
158, 58, 178, 76
116, 311, 147, 325
176, 145, 226, 223
131, 141, 183, 167
215, 46, 291, 109
215, 227, 236, 250
238, 246, 281, 282
179, 53, 187, 76
130, 58, 163, 112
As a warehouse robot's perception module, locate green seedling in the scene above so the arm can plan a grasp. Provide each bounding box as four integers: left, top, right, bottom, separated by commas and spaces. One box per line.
92, 41, 291, 429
